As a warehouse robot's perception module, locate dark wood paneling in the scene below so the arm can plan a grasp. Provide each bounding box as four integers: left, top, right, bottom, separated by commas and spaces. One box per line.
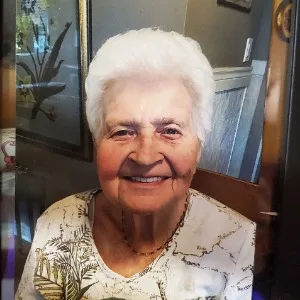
271, 0, 300, 298
191, 166, 275, 278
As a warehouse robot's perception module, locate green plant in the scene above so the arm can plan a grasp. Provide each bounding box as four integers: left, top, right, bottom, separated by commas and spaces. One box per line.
17, 17, 72, 121
17, 74, 36, 107
34, 225, 98, 300
16, 15, 32, 50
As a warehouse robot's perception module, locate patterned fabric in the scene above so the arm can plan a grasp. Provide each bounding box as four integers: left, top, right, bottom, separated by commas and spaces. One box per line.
15, 189, 256, 300
0, 128, 15, 172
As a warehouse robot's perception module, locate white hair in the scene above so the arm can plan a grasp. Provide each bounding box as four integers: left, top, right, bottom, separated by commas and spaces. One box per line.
85, 28, 215, 143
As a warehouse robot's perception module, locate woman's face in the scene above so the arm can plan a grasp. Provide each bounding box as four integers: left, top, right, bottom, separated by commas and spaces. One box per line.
96, 77, 201, 214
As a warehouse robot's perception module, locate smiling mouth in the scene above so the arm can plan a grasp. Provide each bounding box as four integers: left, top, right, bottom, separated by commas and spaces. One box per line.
123, 176, 169, 183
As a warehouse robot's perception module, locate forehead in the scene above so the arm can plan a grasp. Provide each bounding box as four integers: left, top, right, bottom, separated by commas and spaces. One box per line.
103, 77, 193, 122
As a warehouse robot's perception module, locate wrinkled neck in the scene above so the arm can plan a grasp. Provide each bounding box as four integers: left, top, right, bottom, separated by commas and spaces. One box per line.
95, 192, 187, 252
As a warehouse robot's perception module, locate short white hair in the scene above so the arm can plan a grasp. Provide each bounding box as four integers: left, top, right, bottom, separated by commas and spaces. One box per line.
85, 28, 215, 143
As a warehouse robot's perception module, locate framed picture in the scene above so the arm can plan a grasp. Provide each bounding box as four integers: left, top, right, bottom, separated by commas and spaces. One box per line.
15, 0, 93, 161
217, 0, 252, 12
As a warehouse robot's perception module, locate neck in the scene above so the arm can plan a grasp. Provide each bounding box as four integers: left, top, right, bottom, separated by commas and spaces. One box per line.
124, 197, 186, 252
95, 192, 188, 254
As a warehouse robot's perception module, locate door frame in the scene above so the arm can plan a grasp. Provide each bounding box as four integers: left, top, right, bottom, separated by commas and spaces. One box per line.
271, 0, 300, 299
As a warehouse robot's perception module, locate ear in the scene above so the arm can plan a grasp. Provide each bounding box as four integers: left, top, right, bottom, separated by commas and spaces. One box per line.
92, 134, 98, 148
196, 143, 202, 164
191, 145, 201, 177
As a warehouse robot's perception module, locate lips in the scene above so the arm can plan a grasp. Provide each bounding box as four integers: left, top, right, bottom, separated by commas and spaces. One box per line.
123, 176, 169, 183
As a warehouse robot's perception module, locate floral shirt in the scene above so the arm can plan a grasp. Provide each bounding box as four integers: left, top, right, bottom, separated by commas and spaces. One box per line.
15, 189, 256, 300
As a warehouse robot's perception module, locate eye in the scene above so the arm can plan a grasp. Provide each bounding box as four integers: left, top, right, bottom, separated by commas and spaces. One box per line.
111, 129, 136, 140
113, 130, 130, 137
162, 128, 180, 135
160, 127, 182, 140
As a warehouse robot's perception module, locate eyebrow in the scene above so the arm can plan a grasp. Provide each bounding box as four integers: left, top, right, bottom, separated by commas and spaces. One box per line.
151, 117, 186, 128
106, 117, 186, 129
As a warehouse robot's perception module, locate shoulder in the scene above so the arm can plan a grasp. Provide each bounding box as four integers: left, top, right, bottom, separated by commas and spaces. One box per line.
27, 189, 99, 253
189, 188, 255, 230
33, 189, 99, 237
39, 189, 98, 218
176, 189, 256, 260
18, 191, 100, 299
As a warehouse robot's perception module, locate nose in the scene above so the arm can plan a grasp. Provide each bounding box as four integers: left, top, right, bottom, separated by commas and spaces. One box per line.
128, 135, 163, 166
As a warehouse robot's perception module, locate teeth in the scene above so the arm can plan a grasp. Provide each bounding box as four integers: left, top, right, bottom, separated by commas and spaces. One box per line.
130, 177, 163, 183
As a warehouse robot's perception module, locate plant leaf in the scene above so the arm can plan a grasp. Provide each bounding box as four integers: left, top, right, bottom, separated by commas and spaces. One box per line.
77, 282, 97, 300
51, 59, 64, 78
58, 244, 71, 252
17, 62, 37, 85
64, 272, 80, 300
33, 82, 66, 103
40, 22, 72, 83
81, 263, 98, 279
34, 274, 64, 300
48, 237, 63, 247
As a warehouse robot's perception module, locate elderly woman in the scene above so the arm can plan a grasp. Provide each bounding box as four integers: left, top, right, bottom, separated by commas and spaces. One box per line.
16, 28, 256, 300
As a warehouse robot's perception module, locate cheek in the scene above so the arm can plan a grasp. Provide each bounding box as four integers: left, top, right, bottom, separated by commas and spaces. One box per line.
167, 143, 199, 178
96, 141, 124, 180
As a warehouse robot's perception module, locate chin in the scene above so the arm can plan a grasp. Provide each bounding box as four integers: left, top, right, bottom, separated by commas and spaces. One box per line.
100, 178, 188, 214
